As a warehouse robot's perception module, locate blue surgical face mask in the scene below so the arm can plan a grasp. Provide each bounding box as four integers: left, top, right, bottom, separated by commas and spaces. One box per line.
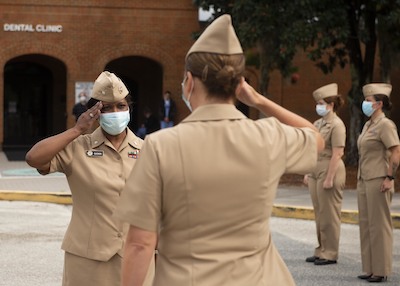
99, 110, 130, 135
316, 104, 330, 117
362, 101, 375, 117
181, 77, 193, 112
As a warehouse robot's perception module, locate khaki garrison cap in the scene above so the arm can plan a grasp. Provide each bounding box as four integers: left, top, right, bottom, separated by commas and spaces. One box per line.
312, 83, 338, 101
186, 14, 243, 58
91, 71, 129, 102
362, 83, 392, 98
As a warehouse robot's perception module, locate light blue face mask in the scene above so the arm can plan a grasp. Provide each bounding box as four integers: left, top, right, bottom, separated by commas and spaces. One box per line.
362, 101, 375, 117
315, 104, 330, 117
181, 77, 193, 112
99, 110, 130, 135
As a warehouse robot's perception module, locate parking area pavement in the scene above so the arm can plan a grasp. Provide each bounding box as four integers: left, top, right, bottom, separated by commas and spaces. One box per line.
1, 200, 399, 286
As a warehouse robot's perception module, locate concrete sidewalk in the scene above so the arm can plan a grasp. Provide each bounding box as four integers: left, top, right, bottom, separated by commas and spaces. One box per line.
1, 151, 399, 227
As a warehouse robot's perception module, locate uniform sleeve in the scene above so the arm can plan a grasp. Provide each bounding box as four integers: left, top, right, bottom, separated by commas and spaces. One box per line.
380, 119, 400, 149
280, 124, 318, 174
48, 139, 76, 176
331, 120, 346, 148
115, 137, 161, 232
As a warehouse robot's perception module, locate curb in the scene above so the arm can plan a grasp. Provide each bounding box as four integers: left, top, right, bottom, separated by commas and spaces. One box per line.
1, 191, 399, 229
0, 191, 72, 205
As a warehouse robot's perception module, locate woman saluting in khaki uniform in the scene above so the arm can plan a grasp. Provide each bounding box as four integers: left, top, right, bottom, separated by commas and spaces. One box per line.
25, 72, 154, 286
357, 83, 400, 283
304, 83, 346, 266
115, 14, 324, 286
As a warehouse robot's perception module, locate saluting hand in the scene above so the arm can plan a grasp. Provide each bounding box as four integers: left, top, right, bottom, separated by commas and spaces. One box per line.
75, 102, 103, 134
235, 77, 263, 108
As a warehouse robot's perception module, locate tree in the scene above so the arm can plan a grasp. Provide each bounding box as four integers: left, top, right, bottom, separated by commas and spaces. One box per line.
195, 1, 310, 93
301, 0, 400, 164
194, 0, 400, 165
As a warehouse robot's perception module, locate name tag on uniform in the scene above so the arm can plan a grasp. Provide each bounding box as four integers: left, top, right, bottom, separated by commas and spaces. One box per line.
86, 150, 104, 157
128, 150, 140, 159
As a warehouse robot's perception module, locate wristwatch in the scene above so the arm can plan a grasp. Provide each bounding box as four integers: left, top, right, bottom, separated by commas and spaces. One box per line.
386, 175, 395, 181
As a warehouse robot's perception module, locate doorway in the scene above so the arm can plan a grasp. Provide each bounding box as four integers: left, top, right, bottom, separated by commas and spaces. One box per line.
105, 56, 163, 134
3, 54, 66, 159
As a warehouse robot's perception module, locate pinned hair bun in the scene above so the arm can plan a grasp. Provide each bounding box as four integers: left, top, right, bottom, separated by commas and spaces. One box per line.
186, 53, 245, 99
216, 65, 235, 81
216, 65, 237, 94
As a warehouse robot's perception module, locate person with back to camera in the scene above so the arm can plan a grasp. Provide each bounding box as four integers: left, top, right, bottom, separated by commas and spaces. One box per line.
356, 83, 400, 283
303, 83, 346, 266
25, 71, 154, 286
114, 14, 325, 286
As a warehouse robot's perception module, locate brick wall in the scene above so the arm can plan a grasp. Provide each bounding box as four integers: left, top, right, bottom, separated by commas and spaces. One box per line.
0, 1, 398, 147
0, 0, 199, 145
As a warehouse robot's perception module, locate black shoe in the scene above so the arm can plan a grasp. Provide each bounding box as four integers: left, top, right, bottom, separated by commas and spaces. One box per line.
367, 276, 387, 283
358, 274, 373, 280
314, 258, 337, 265
305, 256, 319, 263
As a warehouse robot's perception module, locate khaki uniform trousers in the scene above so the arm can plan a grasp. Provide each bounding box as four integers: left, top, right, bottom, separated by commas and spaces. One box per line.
357, 178, 393, 276
308, 159, 345, 260
62, 252, 154, 286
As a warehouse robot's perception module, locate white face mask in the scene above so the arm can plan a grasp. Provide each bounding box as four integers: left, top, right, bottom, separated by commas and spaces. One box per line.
181, 77, 193, 112
315, 104, 330, 117
99, 110, 130, 135
79, 96, 86, 104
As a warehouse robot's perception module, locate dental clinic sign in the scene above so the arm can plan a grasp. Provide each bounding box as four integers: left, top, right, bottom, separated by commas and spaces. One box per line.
3, 23, 62, 33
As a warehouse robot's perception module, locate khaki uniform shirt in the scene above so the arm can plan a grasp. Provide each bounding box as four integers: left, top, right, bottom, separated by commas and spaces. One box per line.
116, 104, 317, 285
48, 127, 143, 261
314, 111, 346, 161
357, 113, 400, 180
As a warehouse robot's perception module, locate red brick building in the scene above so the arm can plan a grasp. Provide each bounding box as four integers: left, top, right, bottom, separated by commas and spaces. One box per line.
0, 0, 201, 151
0, 1, 398, 153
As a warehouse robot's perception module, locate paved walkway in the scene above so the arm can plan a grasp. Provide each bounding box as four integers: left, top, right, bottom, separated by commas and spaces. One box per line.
1, 151, 399, 227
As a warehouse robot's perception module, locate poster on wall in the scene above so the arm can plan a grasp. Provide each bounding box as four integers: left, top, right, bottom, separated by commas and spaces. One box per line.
75, 82, 94, 103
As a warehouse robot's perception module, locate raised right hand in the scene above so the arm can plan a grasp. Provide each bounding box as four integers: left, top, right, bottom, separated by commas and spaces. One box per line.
235, 77, 263, 108
75, 102, 103, 133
